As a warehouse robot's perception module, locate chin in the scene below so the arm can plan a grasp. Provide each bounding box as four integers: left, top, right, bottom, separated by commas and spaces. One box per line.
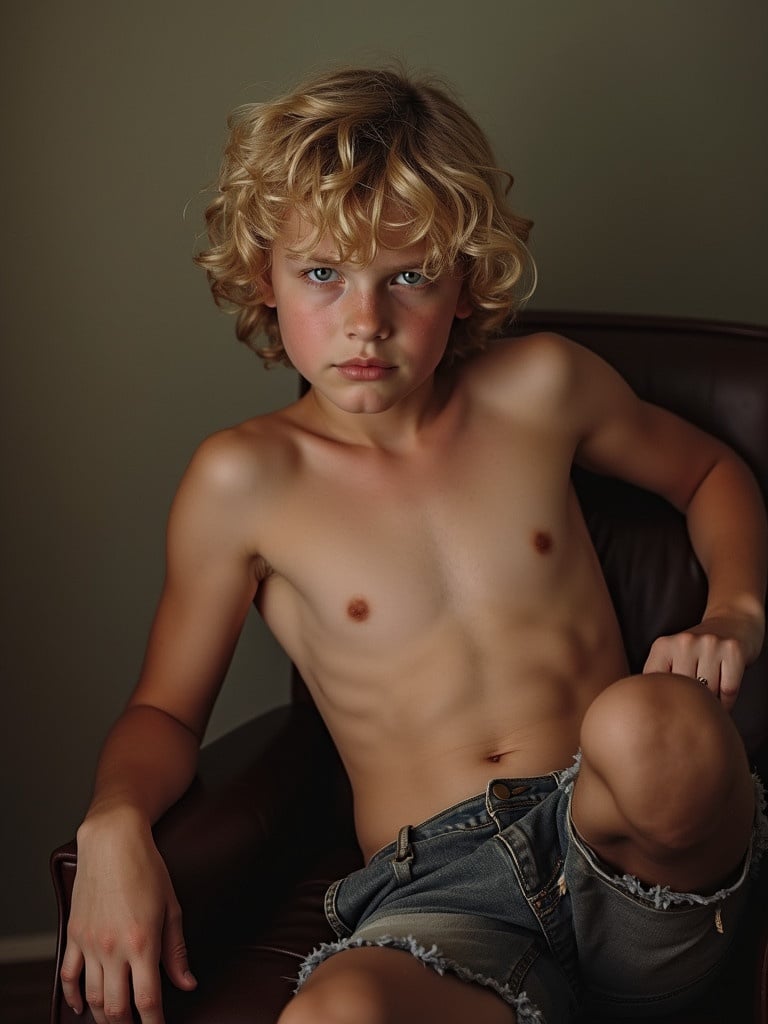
334, 393, 400, 415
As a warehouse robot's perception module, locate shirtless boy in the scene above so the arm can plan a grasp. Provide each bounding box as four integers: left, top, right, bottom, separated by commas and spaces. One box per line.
62, 66, 768, 1024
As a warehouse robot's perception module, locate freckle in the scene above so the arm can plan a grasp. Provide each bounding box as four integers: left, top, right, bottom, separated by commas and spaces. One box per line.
533, 530, 553, 554
347, 597, 370, 622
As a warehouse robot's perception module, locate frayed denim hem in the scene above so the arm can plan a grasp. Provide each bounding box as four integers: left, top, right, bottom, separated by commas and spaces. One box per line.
600, 772, 768, 910
555, 751, 582, 792
295, 934, 546, 1022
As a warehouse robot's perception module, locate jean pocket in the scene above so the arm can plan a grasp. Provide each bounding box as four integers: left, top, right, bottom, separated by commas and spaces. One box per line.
324, 877, 354, 938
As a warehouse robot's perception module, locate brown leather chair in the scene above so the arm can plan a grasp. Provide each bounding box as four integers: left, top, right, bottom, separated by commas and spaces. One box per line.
50, 312, 768, 1024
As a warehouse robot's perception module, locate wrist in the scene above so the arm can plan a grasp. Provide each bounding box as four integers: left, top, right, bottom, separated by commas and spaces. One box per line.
77, 803, 152, 845
700, 604, 766, 662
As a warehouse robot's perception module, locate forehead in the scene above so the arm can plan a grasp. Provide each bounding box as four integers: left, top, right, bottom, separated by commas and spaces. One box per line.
274, 210, 428, 266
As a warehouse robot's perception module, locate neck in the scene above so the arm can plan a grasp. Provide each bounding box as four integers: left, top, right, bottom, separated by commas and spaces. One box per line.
304, 374, 455, 453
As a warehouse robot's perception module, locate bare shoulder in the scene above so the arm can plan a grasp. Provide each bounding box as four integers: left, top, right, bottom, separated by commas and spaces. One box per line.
460, 330, 586, 414
179, 408, 301, 505
163, 408, 304, 574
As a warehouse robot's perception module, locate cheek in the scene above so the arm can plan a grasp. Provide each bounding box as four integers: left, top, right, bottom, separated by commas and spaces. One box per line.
408, 304, 460, 353
277, 305, 330, 367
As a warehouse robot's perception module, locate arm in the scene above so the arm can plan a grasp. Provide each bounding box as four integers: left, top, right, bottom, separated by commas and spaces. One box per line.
645, 449, 767, 708
62, 711, 202, 1024
60, 430, 264, 1024
562, 335, 768, 707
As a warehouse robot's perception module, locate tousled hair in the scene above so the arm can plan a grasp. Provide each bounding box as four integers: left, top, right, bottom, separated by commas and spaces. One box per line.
195, 65, 536, 366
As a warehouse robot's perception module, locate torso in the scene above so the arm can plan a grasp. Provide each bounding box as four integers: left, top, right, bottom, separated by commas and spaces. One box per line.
238, 336, 629, 858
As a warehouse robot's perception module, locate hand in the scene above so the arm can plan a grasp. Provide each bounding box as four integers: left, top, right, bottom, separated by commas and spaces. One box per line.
643, 614, 762, 711
60, 810, 196, 1024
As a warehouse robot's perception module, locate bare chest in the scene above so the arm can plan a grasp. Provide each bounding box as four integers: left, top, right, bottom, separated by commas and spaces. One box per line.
256, 416, 585, 645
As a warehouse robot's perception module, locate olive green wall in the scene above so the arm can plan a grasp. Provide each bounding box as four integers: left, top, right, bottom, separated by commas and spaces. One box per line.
2, 0, 766, 948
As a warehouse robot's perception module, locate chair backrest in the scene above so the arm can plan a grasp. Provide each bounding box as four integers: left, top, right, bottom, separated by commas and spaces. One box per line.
516, 311, 768, 756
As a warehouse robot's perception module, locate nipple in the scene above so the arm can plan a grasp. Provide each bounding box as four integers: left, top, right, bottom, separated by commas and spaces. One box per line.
532, 530, 553, 554
347, 597, 370, 622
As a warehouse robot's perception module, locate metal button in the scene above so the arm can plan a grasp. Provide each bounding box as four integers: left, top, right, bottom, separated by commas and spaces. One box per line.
491, 782, 512, 800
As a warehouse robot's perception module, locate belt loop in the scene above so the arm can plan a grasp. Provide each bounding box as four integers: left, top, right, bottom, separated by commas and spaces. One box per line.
391, 825, 414, 883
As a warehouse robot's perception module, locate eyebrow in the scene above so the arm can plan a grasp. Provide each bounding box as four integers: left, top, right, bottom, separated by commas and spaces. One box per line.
284, 249, 427, 271
285, 251, 336, 263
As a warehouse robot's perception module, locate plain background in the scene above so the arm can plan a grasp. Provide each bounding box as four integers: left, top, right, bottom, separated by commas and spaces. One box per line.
2, 0, 766, 951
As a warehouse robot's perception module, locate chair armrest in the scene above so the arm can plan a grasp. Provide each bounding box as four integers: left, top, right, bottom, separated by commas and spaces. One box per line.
155, 702, 351, 929
49, 702, 353, 1022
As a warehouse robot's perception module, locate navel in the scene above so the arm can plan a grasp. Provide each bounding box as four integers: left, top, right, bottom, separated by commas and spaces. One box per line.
346, 597, 370, 622
532, 530, 553, 554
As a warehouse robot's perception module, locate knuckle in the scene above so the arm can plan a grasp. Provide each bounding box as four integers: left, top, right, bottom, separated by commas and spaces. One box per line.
60, 963, 79, 985
86, 991, 105, 1010
96, 930, 118, 956
134, 990, 161, 1015
66, 922, 87, 949
721, 637, 740, 657
104, 1004, 131, 1023
125, 925, 151, 957
167, 941, 188, 966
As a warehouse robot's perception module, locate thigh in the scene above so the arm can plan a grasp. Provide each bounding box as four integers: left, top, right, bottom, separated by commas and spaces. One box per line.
564, 770, 765, 1018
280, 945, 519, 1024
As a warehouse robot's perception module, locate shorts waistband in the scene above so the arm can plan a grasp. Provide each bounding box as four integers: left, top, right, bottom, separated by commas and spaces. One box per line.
367, 768, 571, 866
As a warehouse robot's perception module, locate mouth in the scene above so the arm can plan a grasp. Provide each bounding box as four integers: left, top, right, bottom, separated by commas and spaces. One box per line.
336, 359, 394, 368
334, 359, 396, 381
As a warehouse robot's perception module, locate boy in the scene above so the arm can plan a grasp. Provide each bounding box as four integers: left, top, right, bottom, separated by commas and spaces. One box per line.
62, 66, 767, 1024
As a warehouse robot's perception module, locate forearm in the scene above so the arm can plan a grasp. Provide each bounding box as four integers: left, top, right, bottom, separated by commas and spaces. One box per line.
686, 451, 767, 659
81, 704, 201, 832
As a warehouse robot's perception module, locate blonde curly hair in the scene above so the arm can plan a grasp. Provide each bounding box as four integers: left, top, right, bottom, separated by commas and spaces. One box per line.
195, 65, 535, 366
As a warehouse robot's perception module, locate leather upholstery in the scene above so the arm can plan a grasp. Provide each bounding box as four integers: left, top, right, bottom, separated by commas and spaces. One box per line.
49, 312, 768, 1023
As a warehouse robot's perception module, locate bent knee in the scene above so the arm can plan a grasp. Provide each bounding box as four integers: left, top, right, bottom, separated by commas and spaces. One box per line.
578, 673, 752, 848
581, 672, 744, 768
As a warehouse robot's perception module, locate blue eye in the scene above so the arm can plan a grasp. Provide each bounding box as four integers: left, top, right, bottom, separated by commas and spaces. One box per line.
395, 271, 426, 286
306, 267, 339, 283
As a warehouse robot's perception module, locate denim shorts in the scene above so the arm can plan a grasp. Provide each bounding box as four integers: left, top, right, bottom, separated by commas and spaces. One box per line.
296, 759, 768, 1023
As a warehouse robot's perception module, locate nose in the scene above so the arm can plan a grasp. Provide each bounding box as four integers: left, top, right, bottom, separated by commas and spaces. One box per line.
343, 287, 391, 342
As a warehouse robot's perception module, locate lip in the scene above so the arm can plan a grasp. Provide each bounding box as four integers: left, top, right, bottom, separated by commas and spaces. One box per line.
335, 359, 396, 381
336, 359, 394, 368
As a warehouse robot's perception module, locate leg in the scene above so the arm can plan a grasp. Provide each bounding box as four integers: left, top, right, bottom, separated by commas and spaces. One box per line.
277, 946, 517, 1024
571, 672, 755, 892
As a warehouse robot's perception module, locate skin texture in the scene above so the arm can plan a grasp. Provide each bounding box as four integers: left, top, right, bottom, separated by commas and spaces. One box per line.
61, 217, 767, 1024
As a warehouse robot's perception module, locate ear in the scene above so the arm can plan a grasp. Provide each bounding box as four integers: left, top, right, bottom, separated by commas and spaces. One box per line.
454, 284, 472, 321
261, 274, 277, 309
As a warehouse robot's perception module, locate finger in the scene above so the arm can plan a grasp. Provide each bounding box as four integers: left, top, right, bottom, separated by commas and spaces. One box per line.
642, 638, 673, 675
717, 655, 744, 713
668, 645, 699, 681
644, 634, 702, 679
60, 942, 85, 1016
693, 661, 719, 697
102, 961, 132, 1024
161, 902, 197, 991
83, 957, 107, 1024
130, 962, 167, 1024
